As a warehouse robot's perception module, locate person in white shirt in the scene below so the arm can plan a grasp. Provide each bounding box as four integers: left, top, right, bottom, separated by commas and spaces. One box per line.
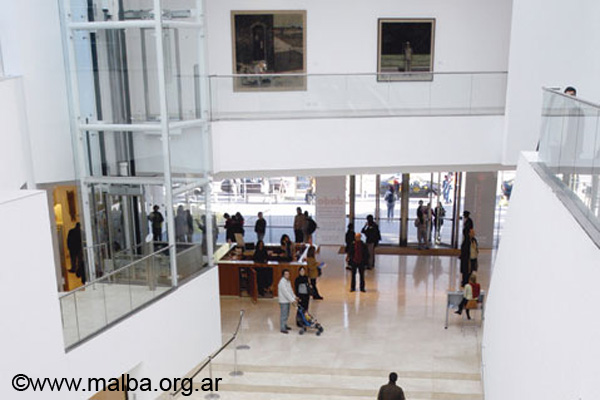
278, 269, 298, 334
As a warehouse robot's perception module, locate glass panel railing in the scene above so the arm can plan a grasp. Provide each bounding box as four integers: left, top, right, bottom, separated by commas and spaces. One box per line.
209, 71, 507, 121
59, 245, 173, 349
538, 88, 600, 231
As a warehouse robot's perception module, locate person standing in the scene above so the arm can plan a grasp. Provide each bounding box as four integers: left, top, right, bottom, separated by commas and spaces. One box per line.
384, 185, 396, 220
293, 207, 305, 243
377, 372, 406, 400
175, 205, 187, 243
347, 233, 369, 292
67, 223, 83, 274
344, 223, 355, 271
277, 269, 298, 334
306, 246, 323, 300
305, 212, 317, 244
469, 229, 479, 273
433, 201, 446, 244
185, 209, 194, 243
462, 210, 474, 241
294, 266, 311, 313
459, 231, 472, 287
148, 205, 164, 242
416, 200, 428, 249
254, 211, 267, 242
224, 213, 235, 243
361, 215, 381, 269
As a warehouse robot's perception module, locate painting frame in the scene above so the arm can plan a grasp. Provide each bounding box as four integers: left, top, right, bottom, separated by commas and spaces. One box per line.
377, 18, 436, 82
231, 10, 307, 92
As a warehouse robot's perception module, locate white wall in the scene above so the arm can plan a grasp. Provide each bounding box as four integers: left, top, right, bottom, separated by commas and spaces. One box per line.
206, 0, 513, 74
502, 0, 600, 165
0, 1, 75, 184
0, 190, 222, 400
0, 77, 35, 189
212, 115, 505, 175
482, 153, 600, 400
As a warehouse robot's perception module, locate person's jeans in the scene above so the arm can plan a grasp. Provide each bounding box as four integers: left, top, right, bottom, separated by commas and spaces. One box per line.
367, 243, 375, 268
387, 204, 394, 219
280, 303, 290, 331
257, 232, 265, 242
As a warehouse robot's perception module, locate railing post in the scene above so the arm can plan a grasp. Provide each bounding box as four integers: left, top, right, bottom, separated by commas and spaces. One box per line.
229, 344, 243, 377
235, 321, 250, 350
204, 356, 219, 399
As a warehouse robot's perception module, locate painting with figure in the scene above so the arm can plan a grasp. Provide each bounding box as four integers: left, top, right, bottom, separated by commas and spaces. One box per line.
231, 10, 306, 91
377, 18, 435, 81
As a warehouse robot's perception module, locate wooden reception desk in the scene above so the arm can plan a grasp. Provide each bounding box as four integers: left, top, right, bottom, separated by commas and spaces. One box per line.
217, 243, 316, 302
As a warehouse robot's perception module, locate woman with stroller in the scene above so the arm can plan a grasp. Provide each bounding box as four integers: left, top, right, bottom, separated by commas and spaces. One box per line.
306, 246, 323, 300
294, 266, 311, 326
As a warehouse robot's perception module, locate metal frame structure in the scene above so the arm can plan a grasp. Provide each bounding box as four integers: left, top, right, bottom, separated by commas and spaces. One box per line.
59, 0, 212, 285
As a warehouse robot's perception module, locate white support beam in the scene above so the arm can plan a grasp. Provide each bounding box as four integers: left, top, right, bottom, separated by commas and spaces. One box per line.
78, 123, 162, 132
68, 20, 155, 30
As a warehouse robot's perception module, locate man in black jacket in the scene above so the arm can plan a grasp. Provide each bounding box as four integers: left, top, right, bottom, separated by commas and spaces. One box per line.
346, 233, 369, 292
377, 372, 406, 400
361, 214, 381, 269
67, 223, 82, 273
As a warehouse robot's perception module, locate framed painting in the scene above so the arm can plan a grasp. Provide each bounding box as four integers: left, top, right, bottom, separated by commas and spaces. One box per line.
377, 18, 436, 81
231, 10, 307, 91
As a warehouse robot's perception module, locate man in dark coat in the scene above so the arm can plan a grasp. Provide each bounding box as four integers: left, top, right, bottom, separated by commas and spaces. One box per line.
459, 232, 472, 287
361, 214, 381, 269
346, 233, 369, 292
148, 205, 164, 242
67, 223, 83, 273
462, 210, 474, 241
377, 372, 406, 400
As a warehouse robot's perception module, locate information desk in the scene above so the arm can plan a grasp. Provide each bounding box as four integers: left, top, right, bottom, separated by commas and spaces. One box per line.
218, 244, 316, 302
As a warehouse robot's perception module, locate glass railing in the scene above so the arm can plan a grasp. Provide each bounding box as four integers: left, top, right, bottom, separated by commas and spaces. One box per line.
538, 88, 600, 230
209, 71, 507, 121
59, 245, 174, 349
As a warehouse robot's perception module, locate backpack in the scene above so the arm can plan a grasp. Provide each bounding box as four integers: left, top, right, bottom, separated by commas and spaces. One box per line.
307, 218, 317, 234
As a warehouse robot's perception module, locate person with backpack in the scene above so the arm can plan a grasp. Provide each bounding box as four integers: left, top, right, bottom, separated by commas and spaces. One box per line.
305, 212, 317, 244
361, 214, 381, 269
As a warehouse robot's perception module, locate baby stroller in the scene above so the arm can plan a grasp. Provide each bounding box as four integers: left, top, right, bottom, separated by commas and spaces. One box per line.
296, 305, 324, 336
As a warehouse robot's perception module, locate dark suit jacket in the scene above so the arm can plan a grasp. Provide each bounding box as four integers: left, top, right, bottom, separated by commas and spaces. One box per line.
347, 241, 369, 267
377, 382, 406, 400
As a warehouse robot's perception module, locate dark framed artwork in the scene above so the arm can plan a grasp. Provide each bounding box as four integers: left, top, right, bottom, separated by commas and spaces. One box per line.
377, 18, 436, 81
231, 10, 307, 91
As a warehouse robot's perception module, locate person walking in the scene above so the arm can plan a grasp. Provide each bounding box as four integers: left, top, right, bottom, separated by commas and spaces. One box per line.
254, 211, 267, 242
347, 233, 369, 292
306, 246, 323, 300
175, 205, 187, 243
185, 209, 194, 243
293, 207, 305, 243
459, 231, 472, 287
384, 185, 396, 220
377, 372, 406, 400
462, 210, 473, 241
277, 269, 298, 334
469, 229, 479, 273
148, 205, 164, 241
361, 214, 381, 269
224, 213, 235, 243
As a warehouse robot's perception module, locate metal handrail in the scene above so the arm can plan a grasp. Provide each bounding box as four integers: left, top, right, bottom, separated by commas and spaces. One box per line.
171, 310, 245, 397
542, 87, 600, 110
58, 245, 173, 298
210, 71, 508, 79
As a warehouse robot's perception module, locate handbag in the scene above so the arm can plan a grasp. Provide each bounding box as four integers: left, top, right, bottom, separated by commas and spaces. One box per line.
466, 299, 479, 310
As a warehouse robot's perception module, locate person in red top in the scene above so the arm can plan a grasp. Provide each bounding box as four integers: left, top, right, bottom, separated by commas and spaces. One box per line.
346, 233, 369, 292
455, 273, 481, 320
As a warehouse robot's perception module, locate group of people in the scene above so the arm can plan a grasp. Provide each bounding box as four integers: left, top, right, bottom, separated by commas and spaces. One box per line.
293, 207, 318, 244
277, 245, 323, 334
343, 214, 382, 292
415, 200, 446, 249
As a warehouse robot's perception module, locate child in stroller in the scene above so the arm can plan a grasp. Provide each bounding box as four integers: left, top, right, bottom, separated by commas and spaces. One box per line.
296, 304, 324, 336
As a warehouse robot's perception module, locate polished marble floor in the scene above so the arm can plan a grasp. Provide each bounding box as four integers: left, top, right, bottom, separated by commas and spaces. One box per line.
179, 246, 492, 400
